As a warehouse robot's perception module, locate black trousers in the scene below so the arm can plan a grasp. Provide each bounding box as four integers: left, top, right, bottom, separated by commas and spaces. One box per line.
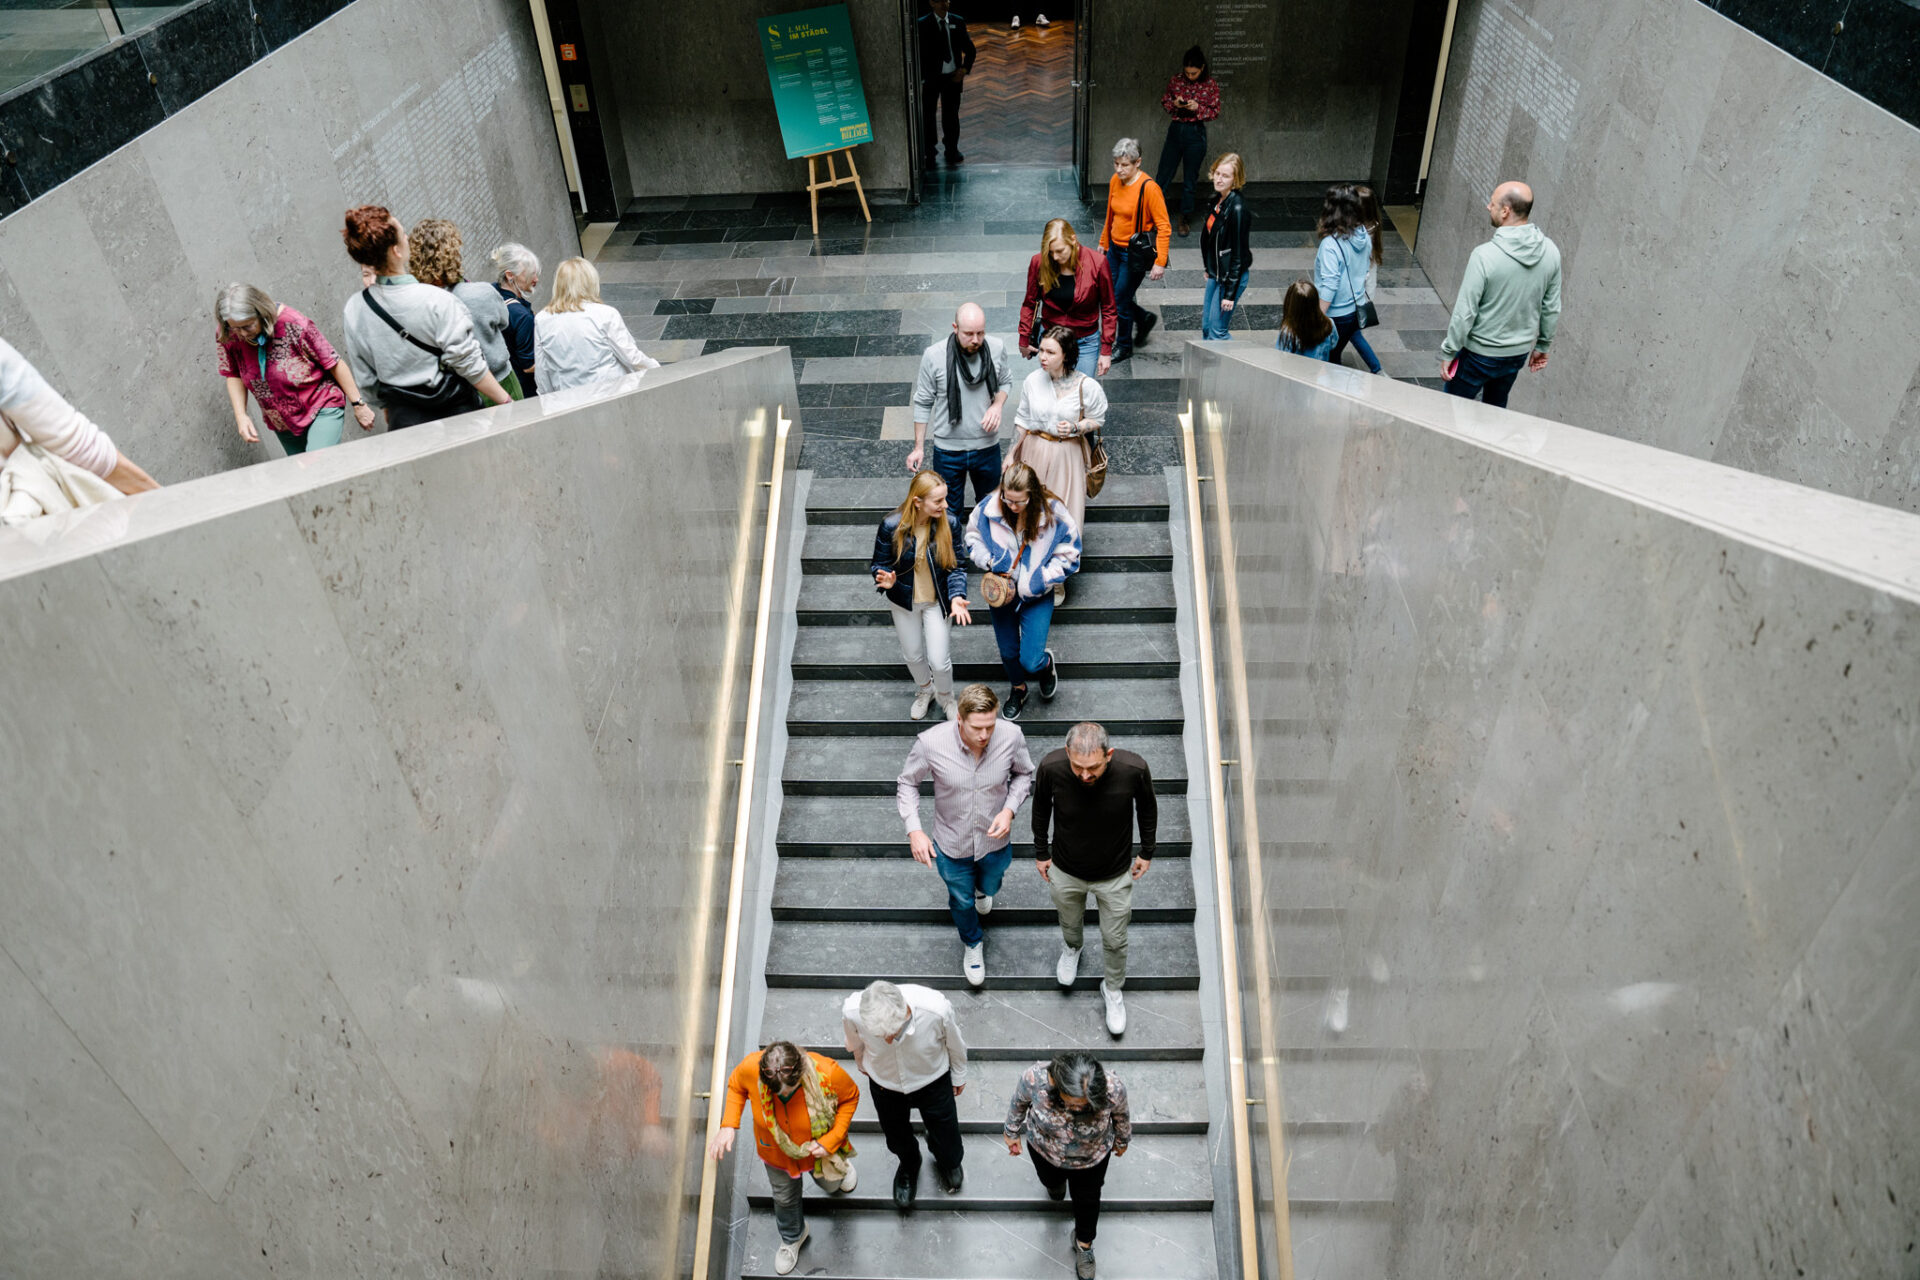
871, 1072, 965, 1174
921, 76, 964, 158
1030, 1148, 1111, 1243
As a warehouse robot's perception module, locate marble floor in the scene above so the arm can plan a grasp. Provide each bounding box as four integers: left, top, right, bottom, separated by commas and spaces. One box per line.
593, 166, 1445, 479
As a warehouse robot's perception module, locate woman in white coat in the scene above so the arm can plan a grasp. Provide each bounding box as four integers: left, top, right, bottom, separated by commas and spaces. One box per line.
534, 257, 660, 393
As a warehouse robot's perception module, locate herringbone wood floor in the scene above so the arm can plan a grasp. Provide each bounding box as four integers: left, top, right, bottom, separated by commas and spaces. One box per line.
948, 18, 1073, 167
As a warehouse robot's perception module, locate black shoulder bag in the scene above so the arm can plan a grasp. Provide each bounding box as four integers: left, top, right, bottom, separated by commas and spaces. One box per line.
358, 288, 478, 411
1126, 179, 1163, 274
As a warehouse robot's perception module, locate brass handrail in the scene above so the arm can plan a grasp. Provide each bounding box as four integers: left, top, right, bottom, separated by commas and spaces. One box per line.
687, 409, 794, 1280
1180, 402, 1294, 1280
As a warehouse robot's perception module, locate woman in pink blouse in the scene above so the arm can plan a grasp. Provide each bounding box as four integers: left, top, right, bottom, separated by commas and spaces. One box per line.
215, 284, 376, 455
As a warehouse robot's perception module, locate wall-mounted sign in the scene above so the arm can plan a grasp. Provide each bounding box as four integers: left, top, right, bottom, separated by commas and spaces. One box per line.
559, 42, 578, 61
568, 83, 589, 112
758, 3, 872, 158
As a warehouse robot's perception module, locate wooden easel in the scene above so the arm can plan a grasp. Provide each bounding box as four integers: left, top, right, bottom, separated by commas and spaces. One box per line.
804, 147, 872, 236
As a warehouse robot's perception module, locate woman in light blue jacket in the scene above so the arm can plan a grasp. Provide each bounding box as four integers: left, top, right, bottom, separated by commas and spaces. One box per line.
964, 461, 1081, 722
1312, 185, 1383, 375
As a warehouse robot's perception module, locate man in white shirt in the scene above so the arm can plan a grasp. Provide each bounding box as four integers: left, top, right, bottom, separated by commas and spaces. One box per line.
843, 980, 969, 1208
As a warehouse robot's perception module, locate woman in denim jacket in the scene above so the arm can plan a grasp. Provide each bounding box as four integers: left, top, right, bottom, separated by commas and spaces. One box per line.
964, 461, 1082, 721
872, 470, 973, 721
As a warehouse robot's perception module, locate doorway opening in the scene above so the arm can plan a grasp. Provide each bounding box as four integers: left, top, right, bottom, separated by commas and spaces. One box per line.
909, 0, 1077, 174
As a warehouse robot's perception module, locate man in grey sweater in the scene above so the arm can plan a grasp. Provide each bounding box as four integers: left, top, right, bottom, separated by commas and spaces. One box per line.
906, 302, 1010, 515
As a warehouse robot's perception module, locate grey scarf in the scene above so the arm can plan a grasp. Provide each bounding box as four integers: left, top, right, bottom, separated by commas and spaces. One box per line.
945, 334, 999, 428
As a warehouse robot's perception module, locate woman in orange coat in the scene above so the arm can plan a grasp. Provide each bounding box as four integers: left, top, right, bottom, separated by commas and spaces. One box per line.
709, 1041, 860, 1275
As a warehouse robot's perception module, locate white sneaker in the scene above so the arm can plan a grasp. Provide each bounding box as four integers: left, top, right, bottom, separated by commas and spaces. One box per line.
974, 892, 994, 916
1056, 944, 1080, 988
1036, 12, 1050, 23
1010, 14, 1019, 25
910, 685, 936, 720
963, 942, 986, 987
832, 1163, 857, 1193
1325, 986, 1350, 1036
1101, 980, 1126, 1035
941, 695, 959, 721
775, 1227, 809, 1275
1053, 582, 1066, 606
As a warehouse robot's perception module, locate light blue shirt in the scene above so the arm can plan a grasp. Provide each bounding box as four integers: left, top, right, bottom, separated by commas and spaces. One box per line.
1313, 227, 1372, 318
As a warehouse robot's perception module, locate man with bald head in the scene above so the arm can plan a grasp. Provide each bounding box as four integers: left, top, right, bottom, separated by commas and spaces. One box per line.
1439, 181, 1562, 408
908, 302, 1010, 516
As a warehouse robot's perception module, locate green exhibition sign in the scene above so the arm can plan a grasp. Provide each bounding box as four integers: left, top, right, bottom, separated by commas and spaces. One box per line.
759, 4, 873, 159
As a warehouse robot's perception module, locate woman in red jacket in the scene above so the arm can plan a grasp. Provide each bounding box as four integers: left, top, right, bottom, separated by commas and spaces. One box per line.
1019, 219, 1116, 378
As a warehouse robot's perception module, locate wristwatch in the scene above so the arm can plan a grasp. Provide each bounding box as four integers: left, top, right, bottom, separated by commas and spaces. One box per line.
350, 398, 366, 407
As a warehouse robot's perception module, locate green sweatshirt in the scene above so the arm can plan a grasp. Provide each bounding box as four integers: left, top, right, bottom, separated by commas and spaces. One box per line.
1441, 223, 1563, 359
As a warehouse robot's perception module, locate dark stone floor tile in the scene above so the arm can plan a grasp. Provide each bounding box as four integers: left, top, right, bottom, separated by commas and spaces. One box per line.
855, 334, 935, 356
615, 210, 691, 232
1102, 378, 1181, 403
593, 244, 666, 261
813, 309, 903, 335
1102, 403, 1181, 435
662, 313, 743, 340
1104, 434, 1181, 474
723, 224, 800, 242
829, 381, 913, 406
797, 383, 833, 407
652, 298, 715, 315
631, 227, 729, 245
731, 312, 826, 339
706, 335, 857, 358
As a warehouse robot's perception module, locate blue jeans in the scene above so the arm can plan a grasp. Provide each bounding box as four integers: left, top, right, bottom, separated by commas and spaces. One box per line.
1330, 311, 1382, 373
1106, 247, 1145, 354
1444, 349, 1529, 407
936, 841, 1013, 946
1071, 330, 1100, 373
989, 593, 1055, 689
930, 443, 1003, 517
1154, 120, 1208, 216
1201, 274, 1248, 340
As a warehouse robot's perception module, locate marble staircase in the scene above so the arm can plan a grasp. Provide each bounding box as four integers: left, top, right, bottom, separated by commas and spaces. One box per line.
735, 472, 1219, 1279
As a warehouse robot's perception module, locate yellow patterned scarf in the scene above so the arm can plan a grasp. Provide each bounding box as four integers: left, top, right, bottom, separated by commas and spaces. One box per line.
755, 1053, 856, 1176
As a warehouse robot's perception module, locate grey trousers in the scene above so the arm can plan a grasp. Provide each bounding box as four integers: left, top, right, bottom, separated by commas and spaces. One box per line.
764, 1162, 848, 1243
1048, 865, 1134, 989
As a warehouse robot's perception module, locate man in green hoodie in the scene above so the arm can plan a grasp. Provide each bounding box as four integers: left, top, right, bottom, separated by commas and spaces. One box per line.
1439, 181, 1562, 408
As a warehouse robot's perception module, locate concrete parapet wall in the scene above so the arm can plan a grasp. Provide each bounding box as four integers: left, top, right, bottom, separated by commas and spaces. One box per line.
1420, 0, 1920, 514
0, 0, 577, 487
1183, 344, 1919, 1277
0, 349, 800, 1277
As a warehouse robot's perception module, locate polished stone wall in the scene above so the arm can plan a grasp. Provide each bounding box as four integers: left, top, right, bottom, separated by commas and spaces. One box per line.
0, 0, 577, 487
1087, 0, 1418, 187
578, 0, 910, 202
1419, 0, 1920, 514
1183, 344, 1920, 1277
0, 349, 801, 1278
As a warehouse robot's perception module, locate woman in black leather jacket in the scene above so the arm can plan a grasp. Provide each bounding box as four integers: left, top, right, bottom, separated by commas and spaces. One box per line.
1200, 152, 1254, 339
870, 469, 974, 720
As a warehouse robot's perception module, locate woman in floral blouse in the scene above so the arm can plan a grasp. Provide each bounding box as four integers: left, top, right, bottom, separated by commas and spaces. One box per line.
1004, 1051, 1130, 1279
215, 283, 375, 455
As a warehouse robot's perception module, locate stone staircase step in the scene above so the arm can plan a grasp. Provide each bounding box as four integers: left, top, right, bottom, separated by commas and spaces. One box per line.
796, 1058, 1211, 1132
743, 1132, 1213, 1213
785, 678, 1186, 737
737, 1207, 1217, 1279
807, 474, 1169, 524
765, 922, 1201, 991
791, 621, 1180, 680
760, 987, 1206, 1059
775, 794, 1192, 856
799, 573, 1176, 625
781, 734, 1188, 796
772, 858, 1195, 924
805, 520, 1173, 574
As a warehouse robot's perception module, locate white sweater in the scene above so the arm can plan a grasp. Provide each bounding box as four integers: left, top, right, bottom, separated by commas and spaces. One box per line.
0, 339, 119, 478
534, 303, 658, 392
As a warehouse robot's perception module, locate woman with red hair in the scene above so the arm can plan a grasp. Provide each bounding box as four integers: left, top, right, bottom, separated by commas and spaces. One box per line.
338, 205, 512, 430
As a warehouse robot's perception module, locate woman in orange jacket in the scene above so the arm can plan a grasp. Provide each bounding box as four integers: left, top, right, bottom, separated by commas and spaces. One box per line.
709, 1041, 861, 1275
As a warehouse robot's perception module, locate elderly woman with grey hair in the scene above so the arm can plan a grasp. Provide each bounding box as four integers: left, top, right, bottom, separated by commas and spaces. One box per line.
1096, 137, 1171, 363
841, 979, 970, 1209
488, 242, 542, 396
1005, 1050, 1130, 1278
215, 283, 374, 454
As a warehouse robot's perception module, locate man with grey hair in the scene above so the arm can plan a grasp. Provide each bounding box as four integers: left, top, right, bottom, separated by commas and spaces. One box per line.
1097, 138, 1171, 363
1031, 722, 1157, 1035
907, 301, 1010, 518
843, 979, 970, 1208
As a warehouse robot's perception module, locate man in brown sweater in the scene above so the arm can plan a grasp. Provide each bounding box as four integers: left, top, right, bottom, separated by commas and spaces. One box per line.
1031, 721, 1157, 1035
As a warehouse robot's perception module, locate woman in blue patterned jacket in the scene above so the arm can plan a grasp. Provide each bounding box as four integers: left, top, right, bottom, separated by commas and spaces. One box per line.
964, 461, 1081, 722
1004, 1051, 1130, 1279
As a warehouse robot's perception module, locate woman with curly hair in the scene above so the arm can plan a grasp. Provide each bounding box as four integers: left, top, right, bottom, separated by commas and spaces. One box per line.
409, 218, 523, 399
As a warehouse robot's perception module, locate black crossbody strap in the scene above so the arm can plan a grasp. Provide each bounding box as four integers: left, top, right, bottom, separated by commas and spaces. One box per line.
359, 287, 445, 359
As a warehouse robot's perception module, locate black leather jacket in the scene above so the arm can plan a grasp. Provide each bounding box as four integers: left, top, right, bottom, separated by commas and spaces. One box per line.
1201, 190, 1254, 296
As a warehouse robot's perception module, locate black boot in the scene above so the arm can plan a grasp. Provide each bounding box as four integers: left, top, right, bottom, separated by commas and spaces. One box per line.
893, 1163, 920, 1209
